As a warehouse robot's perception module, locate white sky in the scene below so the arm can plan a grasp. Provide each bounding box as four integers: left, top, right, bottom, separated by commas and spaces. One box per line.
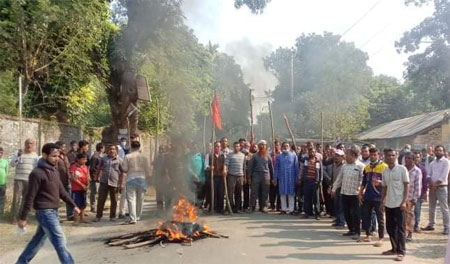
183, 0, 433, 114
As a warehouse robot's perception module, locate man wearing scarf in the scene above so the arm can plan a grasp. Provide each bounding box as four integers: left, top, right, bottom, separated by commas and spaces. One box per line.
358, 147, 387, 246
248, 140, 273, 213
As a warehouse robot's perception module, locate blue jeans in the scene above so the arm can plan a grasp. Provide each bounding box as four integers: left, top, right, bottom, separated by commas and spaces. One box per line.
414, 198, 424, 230
333, 189, 345, 227
17, 209, 74, 264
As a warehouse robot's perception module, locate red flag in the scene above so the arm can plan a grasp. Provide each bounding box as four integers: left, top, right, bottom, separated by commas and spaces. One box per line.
212, 91, 222, 130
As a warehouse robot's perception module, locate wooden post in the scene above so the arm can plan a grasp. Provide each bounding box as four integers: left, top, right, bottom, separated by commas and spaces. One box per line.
268, 101, 275, 148
154, 98, 160, 159
18, 76, 23, 149
203, 114, 207, 154
283, 114, 296, 146
209, 102, 215, 213
249, 89, 254, 144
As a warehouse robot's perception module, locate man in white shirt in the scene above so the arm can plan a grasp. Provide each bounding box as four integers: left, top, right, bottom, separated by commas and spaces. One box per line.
422, 145, 450, 235
381, 149, 409, 262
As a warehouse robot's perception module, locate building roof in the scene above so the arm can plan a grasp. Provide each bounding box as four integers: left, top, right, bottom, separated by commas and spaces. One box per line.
357, 109, 450, 140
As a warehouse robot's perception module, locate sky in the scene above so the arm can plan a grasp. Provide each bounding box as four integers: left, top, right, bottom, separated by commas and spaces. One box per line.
182, 0, 434, 111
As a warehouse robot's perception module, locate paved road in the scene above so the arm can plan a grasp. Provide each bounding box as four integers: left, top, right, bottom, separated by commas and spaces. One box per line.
1, 197, 447, 264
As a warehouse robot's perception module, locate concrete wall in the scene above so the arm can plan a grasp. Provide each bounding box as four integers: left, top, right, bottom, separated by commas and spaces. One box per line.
0, 114, 165, 211
0, 114, 82, 159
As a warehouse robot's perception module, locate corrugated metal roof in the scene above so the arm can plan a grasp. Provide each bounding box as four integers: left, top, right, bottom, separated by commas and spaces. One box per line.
358, 109, 450, 140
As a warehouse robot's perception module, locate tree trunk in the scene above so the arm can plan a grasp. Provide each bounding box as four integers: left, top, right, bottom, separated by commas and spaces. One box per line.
102, 62, 139, 144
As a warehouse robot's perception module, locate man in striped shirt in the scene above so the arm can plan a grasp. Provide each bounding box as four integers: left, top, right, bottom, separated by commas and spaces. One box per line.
332, 146, 365, 240
404, 152, 422, 242
10, 139, 38, 224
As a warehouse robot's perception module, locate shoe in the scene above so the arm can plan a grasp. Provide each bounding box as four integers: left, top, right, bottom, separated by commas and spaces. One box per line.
67, 216, 75, 221
413, 227, 420, 233
289, 212, 296, 216
335, 225, 345, 230
421, 226, 435, 231
121, 220, 137, 225
279, 211, 287, 215
331, 223, 338, 227
118, 214, 126, 219
406, 237, 413, 243
315, 215, 321, 220
382, 250, 396, 255
342, 232, 355, 236
93, 218, 101, 222
395, 255, 404, 261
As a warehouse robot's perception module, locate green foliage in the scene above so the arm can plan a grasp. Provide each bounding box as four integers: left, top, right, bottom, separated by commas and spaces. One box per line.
234, 0, 271, 14
0, 70, 17, 115
0, 0, 112, 123
396, 0, 450, 110
265, 32, 373, 140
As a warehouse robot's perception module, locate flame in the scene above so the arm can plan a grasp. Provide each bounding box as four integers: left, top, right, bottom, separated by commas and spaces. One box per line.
156, 196, 205, 241
171, 196, 198, 223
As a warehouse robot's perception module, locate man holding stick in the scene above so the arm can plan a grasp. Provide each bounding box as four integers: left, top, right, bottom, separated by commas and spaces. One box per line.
224, 142, 246, 214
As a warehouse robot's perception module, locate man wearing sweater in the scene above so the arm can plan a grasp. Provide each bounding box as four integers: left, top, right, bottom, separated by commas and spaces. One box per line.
16, 143, 79, 264
10, 139, 39, 224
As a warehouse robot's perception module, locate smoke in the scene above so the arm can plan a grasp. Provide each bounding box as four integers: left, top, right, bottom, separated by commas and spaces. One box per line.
224, 38, 278, 100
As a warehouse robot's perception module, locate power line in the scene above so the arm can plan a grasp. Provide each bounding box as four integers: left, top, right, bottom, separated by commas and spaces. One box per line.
341, 0, 384, 38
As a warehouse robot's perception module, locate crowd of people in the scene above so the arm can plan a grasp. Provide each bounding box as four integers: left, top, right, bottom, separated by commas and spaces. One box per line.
152, 138, 449, 262
0, 135, 449, 263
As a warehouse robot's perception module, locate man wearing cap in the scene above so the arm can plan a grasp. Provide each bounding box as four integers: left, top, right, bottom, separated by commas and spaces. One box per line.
248, 140, 274, 213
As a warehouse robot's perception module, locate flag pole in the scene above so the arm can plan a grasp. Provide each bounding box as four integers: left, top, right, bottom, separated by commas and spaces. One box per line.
249, 89, 254, 145
209, 101, 215, 213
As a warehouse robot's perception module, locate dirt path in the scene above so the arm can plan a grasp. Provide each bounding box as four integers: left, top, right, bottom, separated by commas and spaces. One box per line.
1, 198, 448, 264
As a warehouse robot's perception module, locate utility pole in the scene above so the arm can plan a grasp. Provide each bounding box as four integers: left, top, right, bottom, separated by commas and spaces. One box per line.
290, 51, 294, 102
19, 76, 23, 149
249, 89, 254, 144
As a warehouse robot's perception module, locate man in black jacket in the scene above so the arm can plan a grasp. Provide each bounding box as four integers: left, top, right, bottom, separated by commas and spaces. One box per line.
17, 143, 80, 264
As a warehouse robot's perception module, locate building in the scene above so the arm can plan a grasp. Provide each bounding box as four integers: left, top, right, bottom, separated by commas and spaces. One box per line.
357, 109, 450, 150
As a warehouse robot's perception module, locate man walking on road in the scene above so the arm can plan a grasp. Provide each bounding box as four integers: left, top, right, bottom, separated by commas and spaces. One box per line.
381, 149, 409, 261
422, 145, 450, 235
16, 143, 80, 264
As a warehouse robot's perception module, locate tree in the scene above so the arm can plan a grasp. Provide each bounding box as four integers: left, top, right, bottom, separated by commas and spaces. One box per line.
396, 0, 450, 110
265, 32, 373, 140
102, 0, 185, 142
234, 0, 271, 14
366, 75, 415, 127
0, 0, 111, 122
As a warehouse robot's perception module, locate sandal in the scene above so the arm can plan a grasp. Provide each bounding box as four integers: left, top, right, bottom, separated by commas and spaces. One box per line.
357, 236, 371, 242
395, 255, 404, 261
